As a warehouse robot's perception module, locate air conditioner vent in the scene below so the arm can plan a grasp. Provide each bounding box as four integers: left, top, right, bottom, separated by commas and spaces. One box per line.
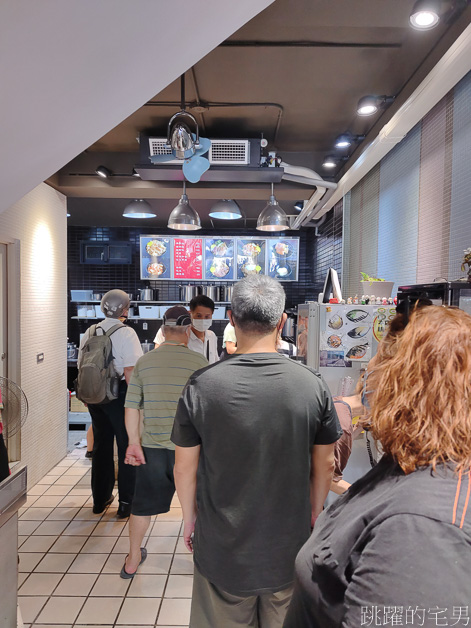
148, 138, 250, 166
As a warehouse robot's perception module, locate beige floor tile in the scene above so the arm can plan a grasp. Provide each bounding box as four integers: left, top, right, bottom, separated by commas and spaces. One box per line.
73, 507, 103, 521
157, 509, 182, 522
37, 475, 57, 485
18, 536, 28, 548
20, 507, 51, 521
19, 572, 62, 595
50, 535, 87, 553
63, 466, 88, 476
63, 520, 98, 536
54, 573, 98, 596
18, 596, 48, 624
128, 574, 166, 598
113, 536, 134, 553
68, 553, 109, 573
34, 553, 76, 573
18, 520, 41, 535
36, 596, 85, 624
23, 495, 40, 508
33, 520, 69, 536
150, 522, 181, 537
58, 494, 89, 508
32, 494, 64, 508
77, 596, 122, 625
175, 538, 190, 554
18, 572, 29, 587
27, 485, 48, 496
74, 626, 113, 628
55, 458, 75, 467
170, 554, 194, 575
157, 599, 191, 626
45, 467, 64, 476
54, 475, 80, 486
117, 597, 161, 625
20, 535, 57, 553
81, 535, 117, 553
102, 552, 127, 574
43, 484, 71, 496
90, 573, 131, 597
31, 625, 73, 628
165, 575, 193, 598
67, 487, 92, 496
170, 495, 181, 508
46, 507, 80, 520
19, 552, 45, 572
145, 536, 177, 554
97, 507, 122, 521
92, 520, 127, 536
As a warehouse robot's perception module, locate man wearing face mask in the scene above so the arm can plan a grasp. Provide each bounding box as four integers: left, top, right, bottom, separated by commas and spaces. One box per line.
154, 295, 219, 364
121, 306, 208, 578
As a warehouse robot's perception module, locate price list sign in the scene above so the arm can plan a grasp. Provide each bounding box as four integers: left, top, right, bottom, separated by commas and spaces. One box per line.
173, 238, 203, 280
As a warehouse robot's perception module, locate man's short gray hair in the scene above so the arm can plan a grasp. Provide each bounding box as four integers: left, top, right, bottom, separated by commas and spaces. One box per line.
231, 276, 286, 334
162, 324, 189, 339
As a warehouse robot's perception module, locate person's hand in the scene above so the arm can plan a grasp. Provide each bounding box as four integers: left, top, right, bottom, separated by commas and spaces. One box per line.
183, 518, 196, 553
124, 444, 146, 466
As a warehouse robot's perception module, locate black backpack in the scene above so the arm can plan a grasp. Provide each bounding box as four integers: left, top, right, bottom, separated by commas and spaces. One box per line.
76, 323, 122, 405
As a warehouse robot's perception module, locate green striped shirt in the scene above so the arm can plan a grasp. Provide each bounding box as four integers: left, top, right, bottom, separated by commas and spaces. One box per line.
125, 343, 208, 449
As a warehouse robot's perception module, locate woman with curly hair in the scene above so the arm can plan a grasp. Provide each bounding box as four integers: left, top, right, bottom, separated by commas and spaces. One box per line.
284, 305, 471, 627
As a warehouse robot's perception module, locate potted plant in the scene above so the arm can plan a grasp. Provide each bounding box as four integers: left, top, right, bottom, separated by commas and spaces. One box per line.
461, 248, 471, 281
360, 272, 394, 298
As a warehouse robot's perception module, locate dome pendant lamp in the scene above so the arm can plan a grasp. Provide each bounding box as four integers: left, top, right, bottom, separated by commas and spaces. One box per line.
256, 183, 289, 232
123, 199, 156, 219
167, 182, 201, 231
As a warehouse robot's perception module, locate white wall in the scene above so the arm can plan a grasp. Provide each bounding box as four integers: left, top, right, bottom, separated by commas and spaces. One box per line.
0, 184, 68, 486
0, 0, 273, 215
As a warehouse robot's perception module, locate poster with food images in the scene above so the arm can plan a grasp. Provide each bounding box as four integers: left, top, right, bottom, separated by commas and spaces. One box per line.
236, 238, 267, 279
321, 305, 374, 364
173, 238, 203, 280
140, 236, 172, 280
204, 238, 235, 281
267, 238, 299, 281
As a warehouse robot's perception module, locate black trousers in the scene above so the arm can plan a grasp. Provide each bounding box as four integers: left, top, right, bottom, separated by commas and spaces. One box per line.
87, 381, 136, 506
0, 433, 10, 483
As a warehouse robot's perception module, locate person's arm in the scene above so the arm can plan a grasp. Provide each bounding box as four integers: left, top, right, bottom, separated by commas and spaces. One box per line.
124, 407, 145, 466
174, 445, 201, 552
123, 366, 134, 384
226, 341, 237, 354
330, 478, 351, 495
310, 443, 336, 526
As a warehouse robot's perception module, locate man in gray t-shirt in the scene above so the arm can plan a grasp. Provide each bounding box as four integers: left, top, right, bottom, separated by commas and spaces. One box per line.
171, 276, 342, 628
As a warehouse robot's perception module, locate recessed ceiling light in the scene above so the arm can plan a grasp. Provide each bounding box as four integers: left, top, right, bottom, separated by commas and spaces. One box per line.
322, 155, 337, 169
95, 166, 112, 178
357, 95, 395, 116
410, 0, 441, 29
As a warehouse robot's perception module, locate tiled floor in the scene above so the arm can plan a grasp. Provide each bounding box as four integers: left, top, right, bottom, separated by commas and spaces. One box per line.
18, 448, 192, 627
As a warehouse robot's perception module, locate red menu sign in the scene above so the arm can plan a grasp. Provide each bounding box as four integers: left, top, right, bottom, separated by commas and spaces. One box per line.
173, 238, 203, 279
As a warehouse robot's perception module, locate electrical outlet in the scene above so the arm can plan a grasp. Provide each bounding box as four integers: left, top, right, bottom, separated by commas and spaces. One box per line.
143, 322, 148, 330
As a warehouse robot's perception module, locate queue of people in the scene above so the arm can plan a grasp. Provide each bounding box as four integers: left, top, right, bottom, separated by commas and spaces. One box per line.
76, 280, 471, 628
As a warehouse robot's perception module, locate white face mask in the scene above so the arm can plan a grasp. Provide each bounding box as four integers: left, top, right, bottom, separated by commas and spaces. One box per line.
192, 318, 212, 332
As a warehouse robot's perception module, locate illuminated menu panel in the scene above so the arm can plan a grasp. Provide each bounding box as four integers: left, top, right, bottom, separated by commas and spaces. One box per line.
173, 238, 203, 280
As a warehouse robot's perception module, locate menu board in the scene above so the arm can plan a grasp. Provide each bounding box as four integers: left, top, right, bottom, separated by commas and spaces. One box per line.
140, 236, 172, 280
139, 235, 299, 282
173, 238, 203, 280
267, 238, 300, 282
236, 238, 267, 280
204, 238, 235, 281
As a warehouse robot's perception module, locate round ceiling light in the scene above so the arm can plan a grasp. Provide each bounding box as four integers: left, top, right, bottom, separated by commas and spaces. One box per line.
209, 199, 243, 220
123, 199, 156, 219
294, 201, 305, 212
334, 133, 353, 149
168, 183, 201, 231
322, 155, 337, 169
357, 96, 379, 116
95, 165, 112, 178
256, 184, 289, 232
410, 0, 441, 29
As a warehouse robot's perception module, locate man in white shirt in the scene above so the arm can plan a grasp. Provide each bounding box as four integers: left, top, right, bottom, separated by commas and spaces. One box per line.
154, 295, 219, 364
78, 290, 143, 518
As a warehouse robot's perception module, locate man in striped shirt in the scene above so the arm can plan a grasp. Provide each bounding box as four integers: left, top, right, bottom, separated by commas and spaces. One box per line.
120, 306, 208, 578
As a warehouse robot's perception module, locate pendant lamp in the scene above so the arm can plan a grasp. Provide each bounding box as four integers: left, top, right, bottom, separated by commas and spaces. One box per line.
256, 184, 289, 232
209, 199, 243, 220
123, 199, 156, 219
167, 182, 201, 231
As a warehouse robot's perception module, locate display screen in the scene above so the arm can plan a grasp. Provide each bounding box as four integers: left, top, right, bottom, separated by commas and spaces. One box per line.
140, 236, 172, 280
267, 238, 300, 281
204, 238, 235, 281
236, 238, 267, 280
173, 238, 203, 280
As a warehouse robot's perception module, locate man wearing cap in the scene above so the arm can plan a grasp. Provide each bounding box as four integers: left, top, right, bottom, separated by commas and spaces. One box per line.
120, 305, 208, 578
78, 289, 143, 518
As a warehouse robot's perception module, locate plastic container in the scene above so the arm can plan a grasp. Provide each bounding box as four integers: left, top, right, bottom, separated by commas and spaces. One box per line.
94, 305, 106, 318
212, 306, 226, 320
71, 290, 94, 301
138, 305, 160, 319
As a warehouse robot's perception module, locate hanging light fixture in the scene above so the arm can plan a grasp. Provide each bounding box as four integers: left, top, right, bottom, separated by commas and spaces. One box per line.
256, 184, 289, 232
409, 0, 442, 29
167, 182, 201, 231
209, 199, 243, 220
123, 199, 156, 219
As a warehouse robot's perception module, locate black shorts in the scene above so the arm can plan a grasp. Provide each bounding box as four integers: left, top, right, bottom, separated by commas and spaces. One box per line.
131, 447, 176, 516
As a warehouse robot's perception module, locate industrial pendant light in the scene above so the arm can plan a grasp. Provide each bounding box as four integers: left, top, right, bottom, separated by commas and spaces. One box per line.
256, 184, 289, 232
209, 199, 243, 220
167, 182, 201, 231
123, 199, 156, 219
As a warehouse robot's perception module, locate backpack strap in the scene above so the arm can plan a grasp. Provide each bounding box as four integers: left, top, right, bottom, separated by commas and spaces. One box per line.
106, 323, 125, 338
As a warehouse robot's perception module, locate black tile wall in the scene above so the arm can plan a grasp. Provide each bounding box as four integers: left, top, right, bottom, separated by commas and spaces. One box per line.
307, 202, 343, 297
67, 226, 321, 349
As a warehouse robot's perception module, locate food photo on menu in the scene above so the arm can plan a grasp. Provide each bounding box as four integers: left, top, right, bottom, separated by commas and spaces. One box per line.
267, 238, 299, 281
204, 238, 235, 280
140, 236, 171, 279
236, 238, 266, 279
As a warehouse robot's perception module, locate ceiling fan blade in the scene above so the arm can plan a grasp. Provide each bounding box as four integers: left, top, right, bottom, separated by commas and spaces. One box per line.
191, 134, 211, 156
183, 156, 210, 183
149, 153, 178, 164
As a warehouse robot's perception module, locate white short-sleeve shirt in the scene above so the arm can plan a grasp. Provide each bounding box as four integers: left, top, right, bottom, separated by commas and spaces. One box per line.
154, 327, 219, 364
79, 318, 143, 377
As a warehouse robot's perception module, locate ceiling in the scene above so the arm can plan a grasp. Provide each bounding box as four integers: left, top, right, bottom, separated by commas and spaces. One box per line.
48, 0, 471, 229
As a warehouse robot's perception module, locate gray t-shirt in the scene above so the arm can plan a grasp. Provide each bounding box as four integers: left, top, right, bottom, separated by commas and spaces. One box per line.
171, 352, 342, 596
283, 458, 471, 627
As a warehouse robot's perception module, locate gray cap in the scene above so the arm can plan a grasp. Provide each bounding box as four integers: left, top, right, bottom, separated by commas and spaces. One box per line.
101, 290, 130, 318
163, 305, 191, 326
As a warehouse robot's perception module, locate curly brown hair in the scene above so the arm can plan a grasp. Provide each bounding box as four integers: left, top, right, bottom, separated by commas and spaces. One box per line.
367, 305, 471, 474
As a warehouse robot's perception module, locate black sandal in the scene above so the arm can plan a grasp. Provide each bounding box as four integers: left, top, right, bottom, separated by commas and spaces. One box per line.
119, 547, 147, 579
